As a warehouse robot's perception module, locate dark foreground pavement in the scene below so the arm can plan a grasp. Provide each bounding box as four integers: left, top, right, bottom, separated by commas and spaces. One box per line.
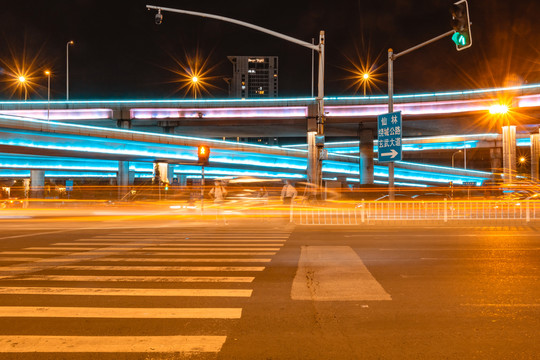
0, 216, 538, 359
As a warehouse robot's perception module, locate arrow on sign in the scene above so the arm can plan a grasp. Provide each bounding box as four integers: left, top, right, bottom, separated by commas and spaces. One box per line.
381, 149, 398, 158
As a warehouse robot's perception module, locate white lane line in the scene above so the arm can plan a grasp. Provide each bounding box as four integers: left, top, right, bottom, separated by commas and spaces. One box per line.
291, 246, 391, 301
25, 247, 139, 251
0, 287, 253, 297
346, 234, 540, 237
141, 247, 281, 251
91, 258, 271, 263
0, 258, 45, 262
0, 251, 277, 256
134, 252, 277, 256
380, 248, 540, 251
0, 335, 226, 353
0, 251, 72, 255
0, 306, 242, 318
421, 257, 515, 260
74, 239, 287, 243
2, 275, 255, 282
461, 303, 540, 307
49, 265, 266, 272
55, 242, 155, 246
144, 244, 284, 247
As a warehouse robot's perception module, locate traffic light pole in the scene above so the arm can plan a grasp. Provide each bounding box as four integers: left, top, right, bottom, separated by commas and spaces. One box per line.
387, 29, 454, 200
146, 5, 325, 188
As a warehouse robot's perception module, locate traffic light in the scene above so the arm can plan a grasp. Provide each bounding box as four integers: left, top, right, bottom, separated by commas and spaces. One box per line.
451, 0, 472, 51
198, 145, 210, 165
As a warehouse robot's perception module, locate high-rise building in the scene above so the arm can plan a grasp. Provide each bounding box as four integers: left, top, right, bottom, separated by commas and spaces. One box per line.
227, 56, 278, 98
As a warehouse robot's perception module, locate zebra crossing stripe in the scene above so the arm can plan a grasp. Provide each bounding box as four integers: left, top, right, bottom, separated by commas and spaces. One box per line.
38, 265, 265, 272
73, 240, 286, 243
91, 258, 271, 263
1, 275, 255, 282
0, 335, 226, 353
0, 306, 242, 318
0, 287, 253, 297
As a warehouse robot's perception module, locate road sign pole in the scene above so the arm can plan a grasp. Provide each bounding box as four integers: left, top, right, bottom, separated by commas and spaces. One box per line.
388, 49, 395, 201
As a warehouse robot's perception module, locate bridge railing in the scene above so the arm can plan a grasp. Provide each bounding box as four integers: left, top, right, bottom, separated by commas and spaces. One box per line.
293, 199, 538, 225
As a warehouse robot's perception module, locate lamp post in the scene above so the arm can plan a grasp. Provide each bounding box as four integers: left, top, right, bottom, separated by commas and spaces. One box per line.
18, 76, 27, 101
146, 5, 325, 188
66, 40, 74, 100
362, 73, 369, 96
452, 150, 462, 168
489, 104, 514, 183
45, 71, 51, 121
192, 76, 198, 99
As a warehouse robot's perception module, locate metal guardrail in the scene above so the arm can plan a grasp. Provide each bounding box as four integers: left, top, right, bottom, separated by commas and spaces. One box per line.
293, 199, 538, 225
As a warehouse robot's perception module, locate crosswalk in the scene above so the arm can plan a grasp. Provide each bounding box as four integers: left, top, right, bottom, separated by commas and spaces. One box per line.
0, 228, 291, 357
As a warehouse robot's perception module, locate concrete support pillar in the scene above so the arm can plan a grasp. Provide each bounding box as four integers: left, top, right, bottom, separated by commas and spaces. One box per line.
117, 161, 133, 199
117, 120, 131, 129
178, 175, 187, 186
502, 125, 516, 183
531, 133, 540, 182
153, 162, 172, 184
490, 147, 502, 177
359, 127, 374, 185
163, 126, 176, 134
30, 170, 45, 198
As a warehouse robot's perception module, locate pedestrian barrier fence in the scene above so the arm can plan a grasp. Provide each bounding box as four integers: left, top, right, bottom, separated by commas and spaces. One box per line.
292, 199, 539, 225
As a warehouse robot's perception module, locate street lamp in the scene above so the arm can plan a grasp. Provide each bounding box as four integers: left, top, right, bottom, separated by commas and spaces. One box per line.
361, 72, 370, 96
45, 70, 51, 121
489, 103, 514, 183
192, 76, 199, 99
18, 76, 27, 101
146, 5, 325, 187
452, 149, 462, 168
66, 40, 74, 100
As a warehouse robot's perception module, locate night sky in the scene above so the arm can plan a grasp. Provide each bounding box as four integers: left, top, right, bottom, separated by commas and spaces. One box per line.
0, 0, 539, 100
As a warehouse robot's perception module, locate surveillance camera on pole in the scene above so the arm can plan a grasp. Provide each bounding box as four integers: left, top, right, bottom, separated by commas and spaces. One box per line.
155, 9, 163, 25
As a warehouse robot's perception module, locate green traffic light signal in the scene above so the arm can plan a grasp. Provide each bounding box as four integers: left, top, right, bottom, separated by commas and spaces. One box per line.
452, 32, 468, 47
451, 0, 472, 51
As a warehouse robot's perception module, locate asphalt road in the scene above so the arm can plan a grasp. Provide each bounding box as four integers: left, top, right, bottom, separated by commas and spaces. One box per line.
0, 217, 538, 359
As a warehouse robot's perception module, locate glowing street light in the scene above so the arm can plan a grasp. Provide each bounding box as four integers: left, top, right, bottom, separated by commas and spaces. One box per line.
489, 103, 514, 183
489, 104, 509, 115
66, 40, 74, 100
452, 149, 462, 168
17, 75, 28, 101
45, 70, 51, 121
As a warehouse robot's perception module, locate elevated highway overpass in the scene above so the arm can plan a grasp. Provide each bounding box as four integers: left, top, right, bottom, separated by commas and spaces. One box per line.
1, 84, 539, 195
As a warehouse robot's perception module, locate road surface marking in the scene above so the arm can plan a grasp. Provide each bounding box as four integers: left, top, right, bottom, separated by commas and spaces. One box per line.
461, 303, 540, 307
291, 246, 391, 301
0, 251, 73, 255
0, 257, 45, 262
25, 247, 139, 251
0, 287, 252, 297
91, 258, 271, 263
54, 242, 155, 246
52, 265, 266, 271
0, 335, 226, 353
74, 239, 286, 243
135, 251, 277, 256
0, 306, 242, 318
140, 247, 281, 251
144, 243, 284, 247
2, 275, 255, 282
380, 248, 540, 251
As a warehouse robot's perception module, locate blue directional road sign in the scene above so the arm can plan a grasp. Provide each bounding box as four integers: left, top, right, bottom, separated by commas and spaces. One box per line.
377, 111, 402, 163
65, 180, 74, 192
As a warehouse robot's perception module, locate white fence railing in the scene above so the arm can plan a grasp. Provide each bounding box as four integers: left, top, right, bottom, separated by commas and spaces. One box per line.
293, 200, 538, 225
